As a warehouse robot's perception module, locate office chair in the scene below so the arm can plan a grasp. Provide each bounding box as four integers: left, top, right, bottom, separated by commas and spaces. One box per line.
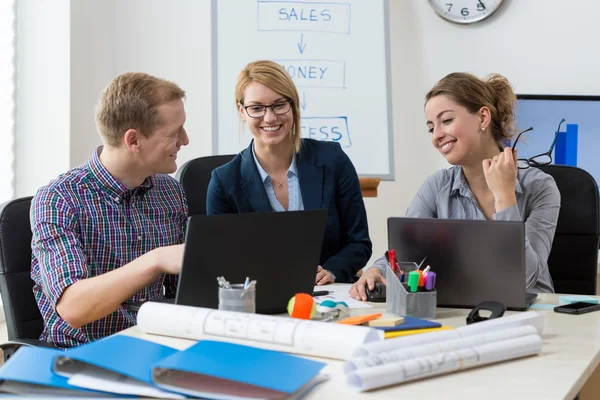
0, 197, 55, 361
176, 154, 236, 216
537, 165, 600, 295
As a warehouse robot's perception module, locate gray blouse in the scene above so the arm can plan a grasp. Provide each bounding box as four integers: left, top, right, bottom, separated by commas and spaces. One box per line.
366, 165, 560, 293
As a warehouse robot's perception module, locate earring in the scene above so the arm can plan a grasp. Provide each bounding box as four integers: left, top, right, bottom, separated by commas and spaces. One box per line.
481, 127, 486, 132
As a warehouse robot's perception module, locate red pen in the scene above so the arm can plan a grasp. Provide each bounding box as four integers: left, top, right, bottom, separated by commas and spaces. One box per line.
389, 249, 398, 273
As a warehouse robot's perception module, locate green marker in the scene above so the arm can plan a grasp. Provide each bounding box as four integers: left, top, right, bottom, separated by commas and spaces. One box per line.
408, 271, 420, 293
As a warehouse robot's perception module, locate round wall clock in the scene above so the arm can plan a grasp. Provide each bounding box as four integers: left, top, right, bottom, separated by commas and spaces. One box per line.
427, 0, 506, 24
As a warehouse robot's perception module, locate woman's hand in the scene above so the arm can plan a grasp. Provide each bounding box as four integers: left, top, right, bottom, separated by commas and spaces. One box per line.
349, 268, 386, 301
482, 147, 518, 212
316, 265, 335, 286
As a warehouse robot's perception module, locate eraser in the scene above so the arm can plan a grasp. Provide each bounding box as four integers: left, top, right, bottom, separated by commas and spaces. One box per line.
367, 317, 405, 327
559, 295, 599, 305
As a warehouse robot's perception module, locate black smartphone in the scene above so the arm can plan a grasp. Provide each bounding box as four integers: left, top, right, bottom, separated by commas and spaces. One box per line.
554, 302, 600, 315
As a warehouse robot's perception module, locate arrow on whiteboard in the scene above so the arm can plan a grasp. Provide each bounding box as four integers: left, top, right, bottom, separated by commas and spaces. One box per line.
300, 92, 307, 111
297, 33, 307, 54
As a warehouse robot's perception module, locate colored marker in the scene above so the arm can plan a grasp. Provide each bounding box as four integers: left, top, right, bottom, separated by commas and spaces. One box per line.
425, 272, 436, 291
389, 249, 398, 273
417, 270, 425, 288
408, 271, 420, 293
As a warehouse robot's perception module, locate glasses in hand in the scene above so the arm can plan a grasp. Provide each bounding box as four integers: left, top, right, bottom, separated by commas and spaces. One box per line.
242, 100, 292, 118
511, 118, 565, 169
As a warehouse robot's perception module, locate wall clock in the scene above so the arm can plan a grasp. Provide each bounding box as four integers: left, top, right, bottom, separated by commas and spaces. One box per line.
427, 0, 506, 24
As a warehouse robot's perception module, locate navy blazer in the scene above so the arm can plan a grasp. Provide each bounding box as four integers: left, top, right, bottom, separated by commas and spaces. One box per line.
206, 139, 372, 282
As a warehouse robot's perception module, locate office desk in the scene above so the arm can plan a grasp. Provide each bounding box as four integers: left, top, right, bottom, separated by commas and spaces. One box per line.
120, 284, 600, 400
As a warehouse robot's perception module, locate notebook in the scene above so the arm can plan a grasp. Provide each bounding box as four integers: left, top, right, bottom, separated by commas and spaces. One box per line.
0, 346, 112, 397
384, 326, 454, 339
371, 316, 441, 332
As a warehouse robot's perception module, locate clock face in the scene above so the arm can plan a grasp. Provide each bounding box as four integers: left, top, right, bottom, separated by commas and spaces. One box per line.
428, 0, 506, 24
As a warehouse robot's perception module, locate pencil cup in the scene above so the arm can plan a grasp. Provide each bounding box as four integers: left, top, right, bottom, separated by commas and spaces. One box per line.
386, 264, 436, 319
218, 284, 256, 313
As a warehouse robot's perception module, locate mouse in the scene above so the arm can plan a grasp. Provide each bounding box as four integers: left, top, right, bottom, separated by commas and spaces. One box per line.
365, 282, 386, 302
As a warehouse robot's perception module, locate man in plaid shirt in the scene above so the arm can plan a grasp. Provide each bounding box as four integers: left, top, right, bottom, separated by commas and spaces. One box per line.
30, 72, 190, 348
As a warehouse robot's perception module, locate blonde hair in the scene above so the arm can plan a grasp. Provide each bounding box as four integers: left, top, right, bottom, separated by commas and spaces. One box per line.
425, 72, 518, 144
235, 60, 301, 154
95, 72, 186, 147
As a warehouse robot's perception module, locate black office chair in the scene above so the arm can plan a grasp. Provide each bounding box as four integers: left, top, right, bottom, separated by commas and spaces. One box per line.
537, 165, 600, 295
0, 197, 55, 360
176, 154, 236, 216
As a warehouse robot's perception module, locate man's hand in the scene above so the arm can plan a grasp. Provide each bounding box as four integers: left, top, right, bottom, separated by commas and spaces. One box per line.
152, 244, 185, 275
349, 268, 386, 301
315, 265, 335, 286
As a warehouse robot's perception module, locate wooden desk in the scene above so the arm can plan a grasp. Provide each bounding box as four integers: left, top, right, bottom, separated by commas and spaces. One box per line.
120, 284, 600, 400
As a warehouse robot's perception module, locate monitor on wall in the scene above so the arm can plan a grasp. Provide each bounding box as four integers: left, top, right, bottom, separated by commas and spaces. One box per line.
515, 94, 600, 188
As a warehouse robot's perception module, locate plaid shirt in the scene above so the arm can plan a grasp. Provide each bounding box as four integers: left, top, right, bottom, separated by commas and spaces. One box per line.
31, 147, 188, 348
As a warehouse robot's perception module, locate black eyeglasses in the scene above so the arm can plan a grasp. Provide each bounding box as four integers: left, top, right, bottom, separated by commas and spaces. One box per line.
512, 118, 565, 169
241, 100, 292, 118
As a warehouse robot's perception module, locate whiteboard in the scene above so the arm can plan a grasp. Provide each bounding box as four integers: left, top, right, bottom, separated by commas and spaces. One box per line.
213, 0, 394, 179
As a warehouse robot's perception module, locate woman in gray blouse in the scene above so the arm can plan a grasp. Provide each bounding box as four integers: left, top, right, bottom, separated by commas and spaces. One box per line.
350, 72, 560, 301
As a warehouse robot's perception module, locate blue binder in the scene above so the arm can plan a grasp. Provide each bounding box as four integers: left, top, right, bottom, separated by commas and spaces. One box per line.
153, 340, 327, 399
52, 335, 181, 397
0, 346, 112, 397
53, 335, 178, 383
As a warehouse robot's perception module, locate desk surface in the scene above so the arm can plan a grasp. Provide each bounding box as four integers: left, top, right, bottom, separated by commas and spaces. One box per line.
120, 284, 600, 400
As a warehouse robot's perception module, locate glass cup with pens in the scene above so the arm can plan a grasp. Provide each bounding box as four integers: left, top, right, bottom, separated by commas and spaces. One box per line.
217, 276, 257, 313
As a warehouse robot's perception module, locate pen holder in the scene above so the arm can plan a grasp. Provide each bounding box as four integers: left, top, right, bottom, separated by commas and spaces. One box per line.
386, 264, 436, 319
218, 284, 256, 313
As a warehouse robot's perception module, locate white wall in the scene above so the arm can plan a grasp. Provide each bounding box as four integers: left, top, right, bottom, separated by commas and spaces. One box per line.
113, 0, 213, 166
70, 0, 116, 168
15, 0, 600, 265
16, 0, 71, 197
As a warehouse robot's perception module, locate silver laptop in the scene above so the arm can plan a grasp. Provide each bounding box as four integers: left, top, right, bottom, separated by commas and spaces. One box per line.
388, 217, 537, 311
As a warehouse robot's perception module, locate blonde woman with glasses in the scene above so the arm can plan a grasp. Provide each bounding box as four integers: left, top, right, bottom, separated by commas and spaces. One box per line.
207, 60, 372, 285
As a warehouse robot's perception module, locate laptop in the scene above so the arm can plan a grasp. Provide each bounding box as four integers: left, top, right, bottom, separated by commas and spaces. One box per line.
127, 209, 327, 314
387, 217, 537, 311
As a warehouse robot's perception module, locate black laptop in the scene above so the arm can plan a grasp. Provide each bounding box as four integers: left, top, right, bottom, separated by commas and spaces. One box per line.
387, 217, 537, 311
127, 209, 327, 314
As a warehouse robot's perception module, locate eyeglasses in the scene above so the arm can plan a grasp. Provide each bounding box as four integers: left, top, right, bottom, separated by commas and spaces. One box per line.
511, 118, 565, 169
241, 100, 292, 118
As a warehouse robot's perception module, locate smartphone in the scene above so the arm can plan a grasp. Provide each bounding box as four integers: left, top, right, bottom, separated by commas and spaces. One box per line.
554, 302, 600, 315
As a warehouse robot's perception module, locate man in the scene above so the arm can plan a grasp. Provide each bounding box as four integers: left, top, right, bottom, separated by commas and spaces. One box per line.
30, 72, 189, 348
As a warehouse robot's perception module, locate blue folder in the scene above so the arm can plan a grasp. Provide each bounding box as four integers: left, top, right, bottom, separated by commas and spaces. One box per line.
52, 335, 180, 396
372, 316, 441, 332
0, 346, 111, 397
153, 340, 327, 399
